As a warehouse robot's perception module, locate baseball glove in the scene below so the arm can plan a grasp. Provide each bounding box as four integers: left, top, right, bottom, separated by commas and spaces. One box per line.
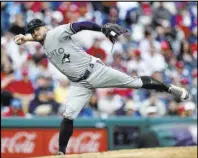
101, 23, 128, 43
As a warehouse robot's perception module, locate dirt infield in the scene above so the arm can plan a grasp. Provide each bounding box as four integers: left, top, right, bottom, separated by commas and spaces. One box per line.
34, 146, 197, 158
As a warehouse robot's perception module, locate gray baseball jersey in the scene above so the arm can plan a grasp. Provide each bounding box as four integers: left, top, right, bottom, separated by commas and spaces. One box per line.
43, 24, 93, 81
43, 23, 143, 119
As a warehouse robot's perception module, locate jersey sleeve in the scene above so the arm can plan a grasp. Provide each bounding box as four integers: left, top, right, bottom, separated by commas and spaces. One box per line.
53, 24, 75, 42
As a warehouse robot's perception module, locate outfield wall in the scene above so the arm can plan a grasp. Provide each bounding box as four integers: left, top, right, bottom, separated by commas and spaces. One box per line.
1, 116, 197, 158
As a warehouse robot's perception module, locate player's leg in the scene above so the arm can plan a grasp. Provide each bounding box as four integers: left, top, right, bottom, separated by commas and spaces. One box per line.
58, 84, 93, 155
87, 63, 189, 100
139, 76, 189, 100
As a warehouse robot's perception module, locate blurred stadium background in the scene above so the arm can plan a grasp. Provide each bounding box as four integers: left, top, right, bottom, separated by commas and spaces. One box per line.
1, 2, 197, 158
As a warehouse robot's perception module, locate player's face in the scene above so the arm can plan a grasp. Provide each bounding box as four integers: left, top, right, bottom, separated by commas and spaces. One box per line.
31, 26, 47, 41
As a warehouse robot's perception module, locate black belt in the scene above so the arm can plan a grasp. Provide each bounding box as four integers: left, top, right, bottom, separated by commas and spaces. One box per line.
74, 60, 104, 82
74, 63, 94, 82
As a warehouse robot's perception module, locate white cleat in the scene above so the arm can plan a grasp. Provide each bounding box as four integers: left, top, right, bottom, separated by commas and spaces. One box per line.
168, 84, 189, 101
56, 151, 64, 155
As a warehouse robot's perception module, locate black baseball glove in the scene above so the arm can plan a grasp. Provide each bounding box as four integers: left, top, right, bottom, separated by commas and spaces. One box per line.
101, 23, 128, 43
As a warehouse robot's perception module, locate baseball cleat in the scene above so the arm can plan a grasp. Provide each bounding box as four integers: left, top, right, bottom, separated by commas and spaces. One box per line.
168, 84, 189, 101
56, 151, 64, 155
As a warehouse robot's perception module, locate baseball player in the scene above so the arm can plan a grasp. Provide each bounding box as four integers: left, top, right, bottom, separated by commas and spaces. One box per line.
14, 19, 189, 155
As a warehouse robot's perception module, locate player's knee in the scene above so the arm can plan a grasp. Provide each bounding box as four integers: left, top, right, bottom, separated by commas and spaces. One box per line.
63, 114, 76, 120
63, 106, 79, 120
128, 76, 143, 88
63, 112, 76, 120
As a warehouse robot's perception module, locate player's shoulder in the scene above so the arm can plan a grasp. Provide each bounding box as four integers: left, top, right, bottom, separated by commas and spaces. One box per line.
46, 23, 75, 42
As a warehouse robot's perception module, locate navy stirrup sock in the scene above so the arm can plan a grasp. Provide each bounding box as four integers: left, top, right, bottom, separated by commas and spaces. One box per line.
140, 76, 170, 92
58, 118, 73, 154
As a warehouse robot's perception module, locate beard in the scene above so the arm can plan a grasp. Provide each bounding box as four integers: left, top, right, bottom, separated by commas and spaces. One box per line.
33, 34, 46, 44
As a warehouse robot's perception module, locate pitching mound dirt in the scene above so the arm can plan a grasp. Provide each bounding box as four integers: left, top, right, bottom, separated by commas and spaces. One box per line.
34, 146, 197, 158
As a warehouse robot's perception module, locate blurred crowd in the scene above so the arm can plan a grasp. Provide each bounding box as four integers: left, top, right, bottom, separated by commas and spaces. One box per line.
1, 2, 197, 118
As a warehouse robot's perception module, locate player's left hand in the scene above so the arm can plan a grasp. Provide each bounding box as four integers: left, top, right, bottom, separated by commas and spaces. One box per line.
101, 23, 128, 44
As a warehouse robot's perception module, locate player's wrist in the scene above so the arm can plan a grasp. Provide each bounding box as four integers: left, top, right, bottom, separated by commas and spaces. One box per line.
24, 34, 34, 41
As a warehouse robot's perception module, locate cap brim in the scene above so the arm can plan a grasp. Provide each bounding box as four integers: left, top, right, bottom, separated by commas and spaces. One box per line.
26, 24, 45, 34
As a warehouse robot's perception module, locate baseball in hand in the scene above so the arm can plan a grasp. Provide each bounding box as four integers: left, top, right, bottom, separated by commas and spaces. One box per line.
15, 38, 22, 45
14, 34, 25, 45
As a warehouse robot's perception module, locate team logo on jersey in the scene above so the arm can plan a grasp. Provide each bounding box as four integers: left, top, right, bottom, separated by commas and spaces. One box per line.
62, 53, 70, 63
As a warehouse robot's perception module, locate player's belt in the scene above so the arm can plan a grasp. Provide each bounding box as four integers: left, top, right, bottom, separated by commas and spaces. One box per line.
74, 60, 104, 82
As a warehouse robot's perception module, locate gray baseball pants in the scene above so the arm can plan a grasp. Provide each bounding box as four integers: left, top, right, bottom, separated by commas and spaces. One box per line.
63, 60, 143, 119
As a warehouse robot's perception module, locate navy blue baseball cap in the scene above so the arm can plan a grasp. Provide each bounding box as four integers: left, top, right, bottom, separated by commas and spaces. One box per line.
26, 18, 45, 34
